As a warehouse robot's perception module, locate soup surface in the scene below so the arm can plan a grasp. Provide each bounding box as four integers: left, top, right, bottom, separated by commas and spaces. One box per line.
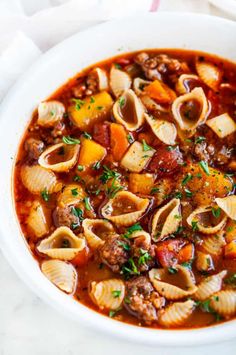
14, 50, 236, 329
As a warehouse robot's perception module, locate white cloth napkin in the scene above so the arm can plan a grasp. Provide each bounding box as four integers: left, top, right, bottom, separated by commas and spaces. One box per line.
0, 0, 228, 102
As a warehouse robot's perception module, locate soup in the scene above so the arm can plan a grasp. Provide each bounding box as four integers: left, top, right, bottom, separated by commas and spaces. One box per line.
14, 50, 236, 329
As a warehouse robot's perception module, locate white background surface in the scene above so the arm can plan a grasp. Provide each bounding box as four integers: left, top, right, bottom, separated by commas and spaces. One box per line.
1, 0, 236, 354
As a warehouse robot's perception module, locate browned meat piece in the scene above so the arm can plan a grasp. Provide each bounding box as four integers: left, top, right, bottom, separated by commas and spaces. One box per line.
51, 121, 65, 138
125, 276, 165, 324
93, 122, 110, 147
53, 206, 81, 229
72, 82, 87, 98
193, 141, 215, 162
86, 71, 98, 96
135, 52, 189, 82
99, 235, 130, 273
147, 146, 183, 177
131, 236, 155, 272
24, 137, 44, 160
214, 146, 232, 165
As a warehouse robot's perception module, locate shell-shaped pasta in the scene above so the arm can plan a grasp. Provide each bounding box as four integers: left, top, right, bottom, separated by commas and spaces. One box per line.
141, 95, 168, 113
206, 113, 236, 138
151, 198, 181, 241
215, 196, 236, 220
121, 141, 155, 173
133, 77, 151, 96
38, 100, 65, 127
145, 113, 177, 145
91, 68, 108, 91
158, 300, 195, 328
57, 183, 86, 207
195, 251, 214, 272
90, 279, 125, 310
41, 260, 77, 294
149, 266, 197, 300
21, 165, 58, 194
171, 87, 208, 136
37, 226, 86, 260
195, 60, 222, 91
82, 218, 114, 249
27, 201, 49, 238
186, 206, 227, 234
128, 230, 151, 244
38, 143, 80, 172
194, 270, 227, 301
201, 232, 226, 255
175, 74, 200, 94
110, 66, 131, 97
113, 89, 145, 131
210, 290, 236, 317
101, 191, 150, 226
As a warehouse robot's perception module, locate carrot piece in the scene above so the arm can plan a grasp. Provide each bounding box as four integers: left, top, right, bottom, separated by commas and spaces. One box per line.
110, 123, 130, 161
129, 173, 155, 194
224, 240, 236, 259
144, 80, 176, 104
178, 243, 195, 263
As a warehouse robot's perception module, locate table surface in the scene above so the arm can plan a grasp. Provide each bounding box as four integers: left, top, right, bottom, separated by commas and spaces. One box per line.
1, 1, 236, 354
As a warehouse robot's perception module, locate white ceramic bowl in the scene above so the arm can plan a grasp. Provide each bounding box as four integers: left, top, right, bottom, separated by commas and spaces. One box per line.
0, 12, 236, 347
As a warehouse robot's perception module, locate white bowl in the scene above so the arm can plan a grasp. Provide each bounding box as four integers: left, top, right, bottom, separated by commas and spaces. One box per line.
0, 12, 236, 347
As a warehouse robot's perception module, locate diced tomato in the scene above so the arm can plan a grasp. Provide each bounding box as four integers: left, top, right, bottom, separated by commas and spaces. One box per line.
93, 122, 110, 147
147, 146, 183, 177
71, 246, 90, 267
155, 238, 193, 267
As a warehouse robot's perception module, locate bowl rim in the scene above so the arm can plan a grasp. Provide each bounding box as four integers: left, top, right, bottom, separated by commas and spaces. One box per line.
1, 11, 236, 347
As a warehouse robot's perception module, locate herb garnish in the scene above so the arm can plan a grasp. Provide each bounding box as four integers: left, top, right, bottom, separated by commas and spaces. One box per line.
62, 136, 80, 145
112, 290, 122, 298
168, 267, 178, 274
142, 139, 152, 152
211, 207, 221, 218
123, 223, 142, 239
100, 165, 121, 184
199, 161, 210, 176
150, 187, 160, 194
77, 165, 84, 171
118, 241, 131, 251
83, 132, 92, 139
71, 206, 84, 222
41, 189, 50, 202
138, 249, 152, 265
71, 98, 85, 110
191, 221, 199, 231
182, 173, 193, 185
127, 133, 134, 144
195, 136, 206, 144
83, 197, 91, 211
118, 97, 125, 108
71, 188, 79, 196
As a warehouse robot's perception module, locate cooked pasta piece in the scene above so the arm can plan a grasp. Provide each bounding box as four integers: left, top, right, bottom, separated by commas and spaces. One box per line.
38, 142, 80, 172
41, 260, 77, 294
206, 113, 236, 138
195, 59, 222, 91
149, 266, 197, 300
38, 100, 65, 127
151, 198, 181, 241
27, 201, 49, 238
113, 89, 145, 131
37, 226, 86, 260
133, 77, 151, 96
144, 113, 177, 145
110, 65, 131, 97
21, 165, 59, 194
101, 191, 150, 226
186, 205, 227, 234
90, 279, 125, 310
194, 270, 227, 301
82, 218, 114, 249
175, 74, 200, 94
210, 290, 236, 317
90, 67, 108, 91
158, 300, 195, 327
201, 232, 226, 255
215, 195, 236, 220
121, 141, 155, 173
57, 183, 86, 207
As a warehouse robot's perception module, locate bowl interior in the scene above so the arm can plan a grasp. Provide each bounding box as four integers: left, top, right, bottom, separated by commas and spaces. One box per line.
0, 12, 236, 346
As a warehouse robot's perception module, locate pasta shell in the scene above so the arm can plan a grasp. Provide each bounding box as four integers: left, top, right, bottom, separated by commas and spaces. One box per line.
38, 100, 65, 127
41, 260, 77, 294
27, 201, 49, 238
101, 191, 150, 226
158, 300, 195, 328
121, 141, 155, 173
149, 266, 197, 300
144, 113, 177, 145
151, 198, 181, 241
206, 113, 236, 138
38, 143, 80, 172
133, 77, 151, 96
91, 67, 108, 91
113, 89, 145, 131
215, 195, 236, 220
37, 226, 86, 260
175, 74, 200, 94
195, 251, 214, 272
141, 95, 168, 113
82, 218, 114, 249
186, 206, 227, 234
110, 66, 131, 97
21, 165, 58, 194
201, 232, 226, 255
196, 60, 222, 91
57, 183, 86, 207
90, 278, 125, 310
194, 270, 227, 301
210, 290, 236, 317
171, 87, 208, 137
128, 230, 151, 244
